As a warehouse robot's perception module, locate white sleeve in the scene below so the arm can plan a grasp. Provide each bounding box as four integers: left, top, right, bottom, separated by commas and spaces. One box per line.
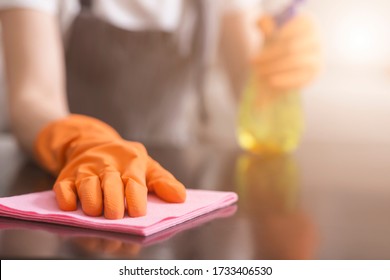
0, 0, 81, 38
93, 0, 184, 31
224, 0, 262, 12
0, 0, 59, 15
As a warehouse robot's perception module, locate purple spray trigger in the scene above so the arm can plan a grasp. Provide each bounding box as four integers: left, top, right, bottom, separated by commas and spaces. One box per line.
274, 0, 306, 28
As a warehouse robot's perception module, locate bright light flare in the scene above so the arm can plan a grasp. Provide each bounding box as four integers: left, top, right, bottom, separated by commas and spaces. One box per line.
332, 7, 390, 65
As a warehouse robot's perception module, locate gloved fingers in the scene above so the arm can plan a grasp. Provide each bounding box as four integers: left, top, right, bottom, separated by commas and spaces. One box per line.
258, 15, 275, 38
125, 179, 148, 217
121, 143, 148, 188
256, 12, 320, 78
149, 178, 187, 203
76, 175, 103, 217
258, 13, 315, 41
266, 69, 317, 91
121, 148, 148, 217
276, 13, 317, 41
53, 178, 77, 211
255, 34, 320, 66
146, 157, 186, 203
257, 52, 321, 77
100, 170, 125, 219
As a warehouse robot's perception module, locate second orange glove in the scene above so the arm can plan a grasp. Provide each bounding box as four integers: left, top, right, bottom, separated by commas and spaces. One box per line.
255, 13, 321, 90
34, 115, 186, 219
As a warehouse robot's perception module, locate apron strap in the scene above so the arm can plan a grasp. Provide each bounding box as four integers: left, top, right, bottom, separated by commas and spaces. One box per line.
190, 0, 222, 124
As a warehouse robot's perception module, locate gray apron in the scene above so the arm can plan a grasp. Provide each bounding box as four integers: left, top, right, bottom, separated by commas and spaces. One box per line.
65, 1, 212, 147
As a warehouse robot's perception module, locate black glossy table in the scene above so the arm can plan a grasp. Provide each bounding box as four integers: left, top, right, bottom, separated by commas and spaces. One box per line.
1, 134, 390, 259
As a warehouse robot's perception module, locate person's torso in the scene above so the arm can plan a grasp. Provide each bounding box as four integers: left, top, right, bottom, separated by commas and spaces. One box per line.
65, 0, 206, 147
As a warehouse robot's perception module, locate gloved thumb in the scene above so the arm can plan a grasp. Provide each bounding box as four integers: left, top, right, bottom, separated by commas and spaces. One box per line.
258, 15, 276, 38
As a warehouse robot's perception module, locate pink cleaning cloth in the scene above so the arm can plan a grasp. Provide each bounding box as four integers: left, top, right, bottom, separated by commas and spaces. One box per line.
0, 189, 238, 236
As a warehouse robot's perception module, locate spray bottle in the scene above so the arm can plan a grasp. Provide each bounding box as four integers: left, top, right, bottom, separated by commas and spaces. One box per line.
237, 0, 306, 155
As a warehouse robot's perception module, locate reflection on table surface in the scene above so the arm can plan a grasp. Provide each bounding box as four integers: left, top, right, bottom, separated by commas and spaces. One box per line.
235, 154, 318, 259
0, 205, 237, 259
1, 136, 390, 259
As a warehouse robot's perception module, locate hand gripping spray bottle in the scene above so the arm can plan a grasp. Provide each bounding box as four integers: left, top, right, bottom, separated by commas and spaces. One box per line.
237, 0, 306, 155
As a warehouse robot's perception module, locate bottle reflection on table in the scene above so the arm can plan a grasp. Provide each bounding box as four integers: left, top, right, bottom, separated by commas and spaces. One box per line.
235, 153, 319, 259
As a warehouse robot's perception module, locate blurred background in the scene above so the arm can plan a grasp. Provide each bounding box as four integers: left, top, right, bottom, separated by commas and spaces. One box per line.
1, 0, 390, 260
185, 0, 390, 148
303, 0, 390, 144
1, 0, 390, 145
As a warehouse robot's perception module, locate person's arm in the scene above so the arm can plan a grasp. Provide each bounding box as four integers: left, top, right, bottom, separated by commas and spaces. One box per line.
0, 9, 69, 153
0, 9, 186, 219
219, 8, 262, 100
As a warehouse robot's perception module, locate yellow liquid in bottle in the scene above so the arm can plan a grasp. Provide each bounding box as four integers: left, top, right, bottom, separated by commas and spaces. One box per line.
237, 74, 304, 155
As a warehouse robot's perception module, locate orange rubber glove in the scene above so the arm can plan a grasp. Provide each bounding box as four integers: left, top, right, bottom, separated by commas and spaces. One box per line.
254, 13, 321, 90
34, 115, 186, 219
